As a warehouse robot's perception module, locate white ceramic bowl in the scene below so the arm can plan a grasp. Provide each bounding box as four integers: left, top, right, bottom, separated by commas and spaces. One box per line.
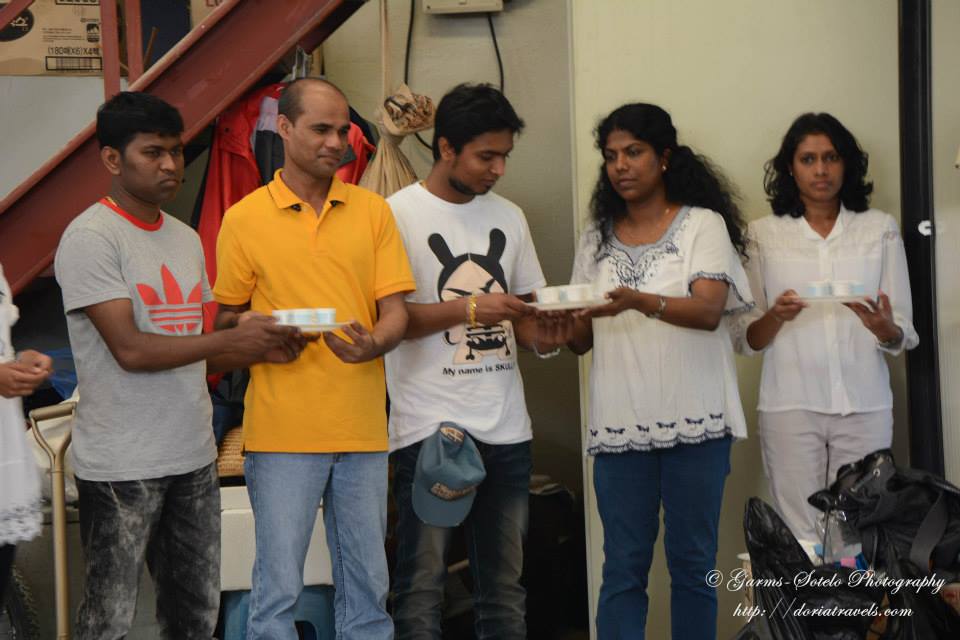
564, 284, 597, 302
535, 286, 562, 303
289, 308, 317, 324
314, 308, 336, 324
805, 281, 832, 297
535, 284, 598, 304
272, 309, 294, 324
830, 280, 854, 296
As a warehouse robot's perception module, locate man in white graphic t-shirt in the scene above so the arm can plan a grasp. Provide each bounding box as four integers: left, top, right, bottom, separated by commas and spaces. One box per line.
385, 83, 568, 640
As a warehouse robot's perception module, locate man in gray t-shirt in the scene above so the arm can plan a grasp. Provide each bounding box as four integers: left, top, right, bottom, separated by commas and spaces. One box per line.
57, 201, 219, 481
54, 92, 304, 639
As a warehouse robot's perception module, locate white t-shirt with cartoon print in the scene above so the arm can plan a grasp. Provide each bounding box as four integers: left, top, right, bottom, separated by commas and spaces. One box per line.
385, 183, 546, 451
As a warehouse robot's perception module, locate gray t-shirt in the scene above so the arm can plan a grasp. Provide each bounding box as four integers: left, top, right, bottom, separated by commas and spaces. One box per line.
55, 200, 216, 481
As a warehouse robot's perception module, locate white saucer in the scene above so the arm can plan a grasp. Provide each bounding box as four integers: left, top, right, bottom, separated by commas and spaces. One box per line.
281, 321, 348, 333
800, 295, 870, 304
530, 298, 607, 311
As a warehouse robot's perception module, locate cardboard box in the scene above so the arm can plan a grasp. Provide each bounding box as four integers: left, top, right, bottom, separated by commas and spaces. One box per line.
0, 0, 102, 76
191, 0, 225, 28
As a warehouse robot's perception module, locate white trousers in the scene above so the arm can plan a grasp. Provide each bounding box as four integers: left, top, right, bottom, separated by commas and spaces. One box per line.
758, 408, 893, 544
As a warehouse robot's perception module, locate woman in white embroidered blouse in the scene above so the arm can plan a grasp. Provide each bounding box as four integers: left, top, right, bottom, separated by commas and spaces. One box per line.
0, 263, 53, 604
566, 104, 753, 639
735, 113, 919, 545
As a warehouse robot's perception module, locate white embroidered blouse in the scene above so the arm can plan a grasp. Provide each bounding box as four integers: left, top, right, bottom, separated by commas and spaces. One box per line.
571, 206, 754, 455
732, 207, 918, 415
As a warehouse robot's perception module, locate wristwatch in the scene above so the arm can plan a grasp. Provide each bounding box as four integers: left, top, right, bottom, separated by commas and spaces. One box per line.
878, 327, 904, 349
646, 295, 667, 320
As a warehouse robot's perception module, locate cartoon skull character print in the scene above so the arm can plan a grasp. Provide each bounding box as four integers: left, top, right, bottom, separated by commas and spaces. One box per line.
428, 228, 515, 364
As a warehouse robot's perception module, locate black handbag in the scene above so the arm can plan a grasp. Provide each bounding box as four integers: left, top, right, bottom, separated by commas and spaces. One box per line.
808, 449, 960, 639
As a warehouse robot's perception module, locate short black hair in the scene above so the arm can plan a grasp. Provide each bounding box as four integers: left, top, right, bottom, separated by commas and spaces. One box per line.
432, 83, 524, 161
764, 112, 873, 217
96, 91, 184, 153
278, 78, 348, 124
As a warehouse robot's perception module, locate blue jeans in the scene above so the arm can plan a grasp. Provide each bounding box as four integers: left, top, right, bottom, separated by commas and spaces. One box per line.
391, 438, 531, 640
594, 436, 732, 640
244, 452, 391, 640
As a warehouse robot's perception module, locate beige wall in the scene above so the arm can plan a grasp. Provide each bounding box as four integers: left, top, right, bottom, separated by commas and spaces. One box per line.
571, 1, 906, 637
933, 1, 960, 485
323, 0, 583, 492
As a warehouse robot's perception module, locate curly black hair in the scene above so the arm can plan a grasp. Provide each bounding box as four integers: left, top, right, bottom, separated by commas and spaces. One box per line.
589, 103, 746, 257
763, 112, 873, 217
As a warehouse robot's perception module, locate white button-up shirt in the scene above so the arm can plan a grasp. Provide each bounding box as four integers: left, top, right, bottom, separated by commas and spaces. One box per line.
734, 207, 919, 415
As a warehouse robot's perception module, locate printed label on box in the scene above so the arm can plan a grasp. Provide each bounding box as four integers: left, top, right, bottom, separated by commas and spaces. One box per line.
0, 0, 102, 76
190, 0, 225, 27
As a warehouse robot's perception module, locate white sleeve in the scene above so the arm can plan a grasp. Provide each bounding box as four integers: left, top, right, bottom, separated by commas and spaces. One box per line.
877, 214, 919, 355
386, 196, 422, 304
730, 225, 766, 356
0, 265, 18, 362
686, 211, 754, 315
510, 211, 547, 295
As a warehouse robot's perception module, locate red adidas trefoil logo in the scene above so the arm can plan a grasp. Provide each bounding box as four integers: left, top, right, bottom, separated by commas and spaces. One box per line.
136, 265, 203, 334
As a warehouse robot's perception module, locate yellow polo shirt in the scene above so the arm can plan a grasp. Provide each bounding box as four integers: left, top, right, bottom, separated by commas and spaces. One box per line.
213, 172, 415, 452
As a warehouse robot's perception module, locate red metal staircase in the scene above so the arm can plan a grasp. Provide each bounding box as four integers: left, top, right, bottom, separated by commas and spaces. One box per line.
0, 0, 365, 295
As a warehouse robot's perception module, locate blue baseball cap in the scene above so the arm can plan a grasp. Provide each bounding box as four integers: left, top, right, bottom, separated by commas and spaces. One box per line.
412, 423, 486, 527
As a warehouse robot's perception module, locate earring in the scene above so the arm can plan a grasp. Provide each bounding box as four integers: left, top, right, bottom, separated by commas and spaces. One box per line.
661, 165, 667, 171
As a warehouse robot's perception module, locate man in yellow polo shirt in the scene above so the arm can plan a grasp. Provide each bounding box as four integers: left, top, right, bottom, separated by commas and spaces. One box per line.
213, 78, 415, 640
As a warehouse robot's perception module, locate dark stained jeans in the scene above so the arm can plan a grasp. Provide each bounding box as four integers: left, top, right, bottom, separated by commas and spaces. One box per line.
391, 438, 531, 640
74, 462, 220, 640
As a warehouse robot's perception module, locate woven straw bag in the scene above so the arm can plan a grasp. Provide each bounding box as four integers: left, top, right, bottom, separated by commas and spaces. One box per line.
217, 426, 245, 477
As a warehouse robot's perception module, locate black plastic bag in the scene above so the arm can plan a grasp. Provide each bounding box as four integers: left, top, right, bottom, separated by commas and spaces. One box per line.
741, 498, 815, 640
810, 449, 960, 576
730, 616, 778, 640
795, 566, 885, 638
808, 449, 960, 639
737, 499, 888, 640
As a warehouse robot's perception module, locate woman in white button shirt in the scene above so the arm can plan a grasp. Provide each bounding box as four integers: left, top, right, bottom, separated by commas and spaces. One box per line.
737, 112, 919, 544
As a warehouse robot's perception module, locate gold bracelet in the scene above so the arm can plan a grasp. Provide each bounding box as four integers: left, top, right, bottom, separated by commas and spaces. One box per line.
467, 294, 478, 328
